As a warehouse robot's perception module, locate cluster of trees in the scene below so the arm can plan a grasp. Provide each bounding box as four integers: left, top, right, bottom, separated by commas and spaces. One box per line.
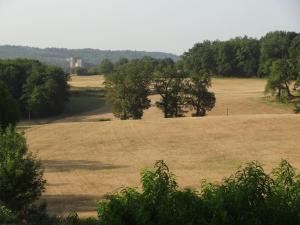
262, 33, 300, 103
183, 37, 260, 77
105, 57, 216, 119
98, 160, 300, 225
0, 59, 69, 124
184, 31, 299, 78
186, 31, 300, 109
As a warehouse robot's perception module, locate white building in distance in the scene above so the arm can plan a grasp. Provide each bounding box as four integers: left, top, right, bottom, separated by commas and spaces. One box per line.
67, 57, 83, 69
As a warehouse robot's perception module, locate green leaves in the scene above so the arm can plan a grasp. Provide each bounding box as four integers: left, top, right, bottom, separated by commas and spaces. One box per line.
0, 81, 19, 131
0, 59, 69, 118
105, 58, 153, 120
98, 160, 300, 225
0, 128, 46, 219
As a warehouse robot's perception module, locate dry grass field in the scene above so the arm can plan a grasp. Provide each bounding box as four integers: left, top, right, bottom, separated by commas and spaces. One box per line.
23, 75, 299, 217
68, 75, 105, 88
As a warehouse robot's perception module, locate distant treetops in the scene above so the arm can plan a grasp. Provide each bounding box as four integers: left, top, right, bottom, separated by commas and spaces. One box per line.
0, 59, 69, 129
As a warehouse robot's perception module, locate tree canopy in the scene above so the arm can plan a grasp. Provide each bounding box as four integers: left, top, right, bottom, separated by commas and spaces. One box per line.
0, 128, 46, 222
0, 59, 70, 118
105, 58, 155, 119
0, 81, 19, 130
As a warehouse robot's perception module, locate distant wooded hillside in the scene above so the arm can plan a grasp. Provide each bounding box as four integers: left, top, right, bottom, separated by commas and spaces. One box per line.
0, 45, 179, 70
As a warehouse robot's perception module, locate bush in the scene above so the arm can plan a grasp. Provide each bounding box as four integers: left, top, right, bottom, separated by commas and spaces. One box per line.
0, 205, 15, 224
0, 127, 46, 223
97, 160, 300, 225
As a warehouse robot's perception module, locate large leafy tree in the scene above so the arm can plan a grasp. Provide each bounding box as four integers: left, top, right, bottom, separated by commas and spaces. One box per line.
154, 59, 186, 118
185, 73, 216, 117
105, 58, 154, 119
182, 48, 216, 117
264, 34, 300, 102
265, 59, 295, 100
0, 128, 46, 221
259, 31, 298, 76
0, 81, 19, 130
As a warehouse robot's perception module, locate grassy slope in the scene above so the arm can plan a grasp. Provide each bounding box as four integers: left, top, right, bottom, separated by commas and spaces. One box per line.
26, 114, 300, 216
24, 75, 298, 216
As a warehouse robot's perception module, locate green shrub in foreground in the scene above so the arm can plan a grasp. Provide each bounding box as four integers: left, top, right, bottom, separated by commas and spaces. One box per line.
97, 160, 300, 225
0, 127, 46, 224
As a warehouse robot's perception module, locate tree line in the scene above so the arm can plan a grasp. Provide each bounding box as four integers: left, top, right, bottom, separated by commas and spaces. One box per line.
183, 31, 299, 78
105, 31, 300, 116
0, 59, 69, 128
185, 31, 300, 109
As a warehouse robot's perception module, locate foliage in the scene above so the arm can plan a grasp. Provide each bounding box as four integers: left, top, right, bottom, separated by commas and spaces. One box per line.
99, 59, 114, 75
98, 160, 300, 225
24, 65, 70, 117
0, 59, 69, 118
182, 48, 216, 116
259, 31, 298, 76
264, 34, 300, 103
0, 127, 46, 222
184, 73, 216, 117
0, 205, 15, 224
265, 59, 294, 100
105, 58, 154, 119
154, 58, 186, 118
0, 81, 19, 131
184, 36, 260, 77
183, 40, 217, 75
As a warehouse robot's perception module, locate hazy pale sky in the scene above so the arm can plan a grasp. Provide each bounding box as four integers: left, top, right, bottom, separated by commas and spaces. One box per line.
0, 0, 299, 55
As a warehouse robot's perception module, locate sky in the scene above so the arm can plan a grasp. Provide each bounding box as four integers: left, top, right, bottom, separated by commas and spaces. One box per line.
0, 0, 299, 55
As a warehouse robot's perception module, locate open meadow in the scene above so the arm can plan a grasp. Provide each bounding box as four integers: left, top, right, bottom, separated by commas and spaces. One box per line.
24, 75, 299, 217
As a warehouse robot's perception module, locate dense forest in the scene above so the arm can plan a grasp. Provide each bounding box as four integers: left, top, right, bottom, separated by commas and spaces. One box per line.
0, 46, 180, 70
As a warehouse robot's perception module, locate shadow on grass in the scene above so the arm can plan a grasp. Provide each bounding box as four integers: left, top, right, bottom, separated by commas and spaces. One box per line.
18, 87, 111, 125
43, 194, 101, 216
64, 87, 108, 116
42, 160, 128, 172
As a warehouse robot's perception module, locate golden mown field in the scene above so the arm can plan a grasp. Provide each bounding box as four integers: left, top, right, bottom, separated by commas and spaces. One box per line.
24, 75, 299, 216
